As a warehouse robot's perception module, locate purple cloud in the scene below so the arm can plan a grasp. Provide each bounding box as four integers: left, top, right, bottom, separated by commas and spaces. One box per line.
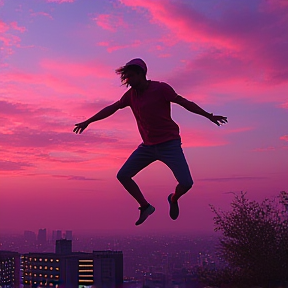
0, 160, 33, 171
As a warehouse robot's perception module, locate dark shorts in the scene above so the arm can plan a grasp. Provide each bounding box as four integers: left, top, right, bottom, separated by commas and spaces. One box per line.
117, 139, 193, 188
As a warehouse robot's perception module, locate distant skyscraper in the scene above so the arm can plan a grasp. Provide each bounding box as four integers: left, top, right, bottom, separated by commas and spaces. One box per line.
24, 230, 36, 242
52, 230, 56, 242
55, 239, 72, 255
56, 230, 62, 240
65, 230, 72, 240
37, 228, 46, 244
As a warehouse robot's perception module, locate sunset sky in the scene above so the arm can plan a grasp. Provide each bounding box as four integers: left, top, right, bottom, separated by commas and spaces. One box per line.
1, 0, 287, 236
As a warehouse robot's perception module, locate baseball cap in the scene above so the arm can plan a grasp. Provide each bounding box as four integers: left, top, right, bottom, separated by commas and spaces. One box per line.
124, 58, 147, 75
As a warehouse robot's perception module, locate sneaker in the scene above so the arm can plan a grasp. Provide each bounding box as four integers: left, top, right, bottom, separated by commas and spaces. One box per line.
168, 193, 179, 220
135, 204, 155, 225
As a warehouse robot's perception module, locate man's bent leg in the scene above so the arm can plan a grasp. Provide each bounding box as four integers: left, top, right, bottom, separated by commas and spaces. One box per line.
117, 177, 148, 207
158, 140, 193, 219
172, 183, 192, 202
159, 140, 193, 201
117, 144, 156, 207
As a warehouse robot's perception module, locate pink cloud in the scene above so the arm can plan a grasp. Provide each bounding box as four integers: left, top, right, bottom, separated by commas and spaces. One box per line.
1, 59, 120, 106
4, 71, 82, 95
52, 175, 100, 181
280, 135, 288, 142
279, 102, 288, 109
0, 59, 119, 102
97, 39, 142, 53
0, 20, 9, 33
0, 20, 26, 60
9, 22, 26, 33
180, 128, 228, 148
0, 160, 33, 171
94, 14, 128, 32
121, 0, 288, 89
108, 40, 141, 53
253, 147, 276, 152
30, 11, 53, 20
40, 58, 114, 79
120, 0, 236, 48
46, 0, 74, 3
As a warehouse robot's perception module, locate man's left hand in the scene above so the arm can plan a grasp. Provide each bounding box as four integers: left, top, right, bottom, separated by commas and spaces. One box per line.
209, 114, 228, 126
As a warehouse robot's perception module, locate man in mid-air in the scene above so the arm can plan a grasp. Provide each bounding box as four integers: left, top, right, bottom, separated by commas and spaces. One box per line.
73, 58, 228, 225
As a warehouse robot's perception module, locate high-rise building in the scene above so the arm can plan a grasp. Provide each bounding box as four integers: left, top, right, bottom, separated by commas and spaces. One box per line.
55, 239, 72, 255
21, 240, 123, 288
24, 230, 36, 242
52, 230, 62, 241
37, 228, 46, 244
0, 251, 20, 288
56, 230, 62, 240
65, 230, 72, 240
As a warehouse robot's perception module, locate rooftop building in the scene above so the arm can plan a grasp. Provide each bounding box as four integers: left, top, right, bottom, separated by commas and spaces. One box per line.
21, 240, 123, 288
0, 250, 20, 288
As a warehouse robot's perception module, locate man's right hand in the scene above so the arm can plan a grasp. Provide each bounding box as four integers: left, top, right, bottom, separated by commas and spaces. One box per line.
73, 121, 89, 134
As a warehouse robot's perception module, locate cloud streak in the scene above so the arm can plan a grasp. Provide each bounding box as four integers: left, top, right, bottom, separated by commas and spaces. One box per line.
0, 160, 33, 171
121, 0, 288, 90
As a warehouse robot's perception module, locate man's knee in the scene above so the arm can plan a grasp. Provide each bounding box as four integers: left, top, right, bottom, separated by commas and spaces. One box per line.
116, 169, 130, 183
180, 179, 193, 191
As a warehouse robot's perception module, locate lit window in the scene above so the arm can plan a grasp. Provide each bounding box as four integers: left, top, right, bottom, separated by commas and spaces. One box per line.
50, 259, 53, 262
50, 267, 53, 270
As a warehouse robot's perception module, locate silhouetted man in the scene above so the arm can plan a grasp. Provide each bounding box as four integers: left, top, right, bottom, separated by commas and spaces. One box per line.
73, 58, 227, 225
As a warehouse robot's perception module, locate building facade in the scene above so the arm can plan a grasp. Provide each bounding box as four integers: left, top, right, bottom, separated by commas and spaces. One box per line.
0, 251, 20, 288
21, 241, 123, 288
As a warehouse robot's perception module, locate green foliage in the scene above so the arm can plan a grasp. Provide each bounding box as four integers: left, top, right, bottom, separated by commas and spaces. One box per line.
205, 191, 288, 287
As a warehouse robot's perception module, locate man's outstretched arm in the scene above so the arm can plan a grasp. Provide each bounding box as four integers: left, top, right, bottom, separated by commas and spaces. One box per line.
73, 101, 121, 134
173, 95, 228, 126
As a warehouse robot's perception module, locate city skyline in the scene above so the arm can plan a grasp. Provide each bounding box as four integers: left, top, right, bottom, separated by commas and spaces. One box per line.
1, 0, 288, 234
0, 231, 219, 282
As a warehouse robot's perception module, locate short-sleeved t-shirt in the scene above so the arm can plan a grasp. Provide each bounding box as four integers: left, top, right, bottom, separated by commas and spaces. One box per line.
117, 80, 180, 145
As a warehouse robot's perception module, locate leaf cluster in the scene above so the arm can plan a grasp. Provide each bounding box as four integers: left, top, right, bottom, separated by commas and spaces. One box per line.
206, 191, 288, 287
